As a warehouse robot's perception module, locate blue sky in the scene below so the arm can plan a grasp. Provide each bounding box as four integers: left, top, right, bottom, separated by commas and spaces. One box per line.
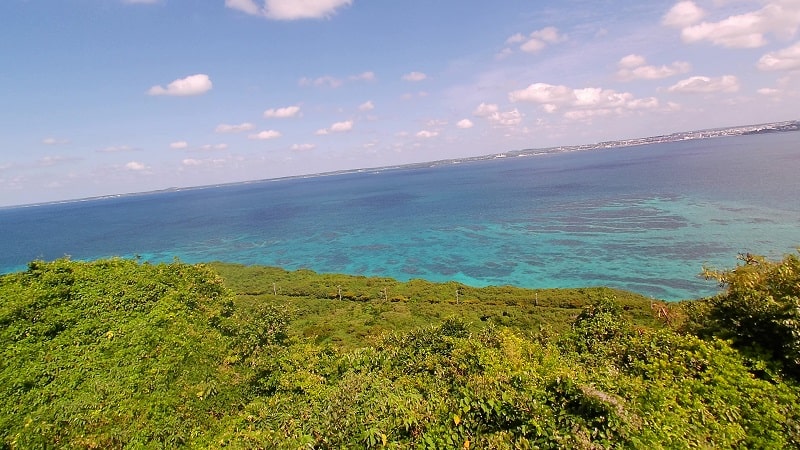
1, 0, 798, 206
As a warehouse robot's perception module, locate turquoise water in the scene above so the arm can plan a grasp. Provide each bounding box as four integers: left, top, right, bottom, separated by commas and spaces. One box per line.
1, 132, 798, 300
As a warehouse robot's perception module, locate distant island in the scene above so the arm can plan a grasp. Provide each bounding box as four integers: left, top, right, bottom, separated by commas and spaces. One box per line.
10, 119, 798, 209
417, 119, 800, 167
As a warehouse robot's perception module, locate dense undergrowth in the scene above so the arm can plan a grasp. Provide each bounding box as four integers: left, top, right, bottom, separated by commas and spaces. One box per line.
1, 254, 799, 448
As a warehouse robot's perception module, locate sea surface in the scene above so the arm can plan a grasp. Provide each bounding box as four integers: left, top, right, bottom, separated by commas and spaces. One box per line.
2, 132, 799, 300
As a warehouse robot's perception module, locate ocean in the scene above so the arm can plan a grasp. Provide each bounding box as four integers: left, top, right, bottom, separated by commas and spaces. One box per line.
1, 132, 798, 300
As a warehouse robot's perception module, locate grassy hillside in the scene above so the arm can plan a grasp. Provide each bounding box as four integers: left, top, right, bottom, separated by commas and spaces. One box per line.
209, 262, 666, 348
1, 257, 798, 448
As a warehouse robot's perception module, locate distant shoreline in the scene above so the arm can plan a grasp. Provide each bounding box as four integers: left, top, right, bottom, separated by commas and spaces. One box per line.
4, 119, 798, 211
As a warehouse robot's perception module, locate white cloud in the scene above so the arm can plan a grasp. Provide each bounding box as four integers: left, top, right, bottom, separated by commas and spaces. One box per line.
198, 143, 230, 151
489, 109, 523, 126
757, 87, 781, 95
618, 54, 647, 69
125, 161, 147, 171
675, 1, 800, 48
329, 120, 354, 132
181, 157, 229, 168
757, 41, 800, 71
291, 143, 316, 151
42, 137, 69, 145
508, 83, 574, 104
668, 75, 741, 93
474, 103, 522, 126
215, 122, 255, 133
263, 106, 301, 118
505, 27, 566, 54
473, 102, 500, 117
299, 75, 343, 88
456, 119, 474, 129
416, 130, 439, 138
170, 141, 189, 149
147, 74, 212, 96
521, 27, 565, 53
225, 0, 353, 20
225, 0, 261, 15
509, 82, 660, 119
316, 120, 354, 135
505, 33, 525, 45
401, 91, 429, 100
265, 0, 352, 20
358, 100, 375, 111
349, 71, 376, 82
37, 155, 79, 167
248, 130, 282, 140
662, 1, 705, 28
402, 71, 427, 82
616, 54, 691, 81
99, 145, 139, 153
182, 158, 204, 167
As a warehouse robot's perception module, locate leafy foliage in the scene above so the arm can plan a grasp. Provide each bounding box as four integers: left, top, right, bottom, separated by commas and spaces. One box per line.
1, 257, 798, 448
0, 258, 241, 447
691, 251, 800, 376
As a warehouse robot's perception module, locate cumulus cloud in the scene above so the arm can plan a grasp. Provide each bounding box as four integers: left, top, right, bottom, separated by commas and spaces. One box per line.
299, 71, 373, 88
456, 119, 474, 129
330, 120, 354, 132
503, 26, 566, 55
42, 137, 69, 145
265, 0, 352, 20
508, 83, 574, 104
99, 145, 139, 153
170, 141, 189, 149
181, 158, 227, 168
509, 82, 660, 119
358, 100, 375, 111
225, 0, 352, 20
757, 87, 781, 95
671, 1, 800, 48
473, 103, 522, 126
198, 143, 230, 151
490, 109, 523, 126
402, 71, 427, 82
248, 130, 282, 140
473, 102, 500, 117
349, 71, 376, 82
662, 1, 705, 28
181, 158, 204, 167
299, 75, 342, 88
148, 74, 212, 96
667, 75, 741, 93
416, 130, 439, 138
37, 155, 80, 167
225, 0, 261, 15
291, 143, 316, 151
215, 122, 255, 133
125, 161, 147, 171
316, 120, 354, 135
264, 106, 301, 118
616, 54, 691, 81
757, 41, 800, 71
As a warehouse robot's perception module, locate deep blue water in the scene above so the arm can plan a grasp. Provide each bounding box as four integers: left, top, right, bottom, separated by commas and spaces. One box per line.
1, 132, 798, 300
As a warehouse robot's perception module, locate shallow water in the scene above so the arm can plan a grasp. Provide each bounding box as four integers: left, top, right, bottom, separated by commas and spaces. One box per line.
2, 132, 798, 300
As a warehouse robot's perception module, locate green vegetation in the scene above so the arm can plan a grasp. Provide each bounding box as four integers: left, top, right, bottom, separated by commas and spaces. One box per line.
1, 254, 799, 448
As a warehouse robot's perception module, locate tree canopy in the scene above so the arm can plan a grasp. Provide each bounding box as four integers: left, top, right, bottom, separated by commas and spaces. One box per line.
1, 256, 798, 448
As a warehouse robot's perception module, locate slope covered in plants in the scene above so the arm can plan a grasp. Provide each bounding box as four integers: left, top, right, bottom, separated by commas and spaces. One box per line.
1, 256, 798, 448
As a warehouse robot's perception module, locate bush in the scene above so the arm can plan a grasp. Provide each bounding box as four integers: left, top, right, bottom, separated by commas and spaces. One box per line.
696, 251, 800, 376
